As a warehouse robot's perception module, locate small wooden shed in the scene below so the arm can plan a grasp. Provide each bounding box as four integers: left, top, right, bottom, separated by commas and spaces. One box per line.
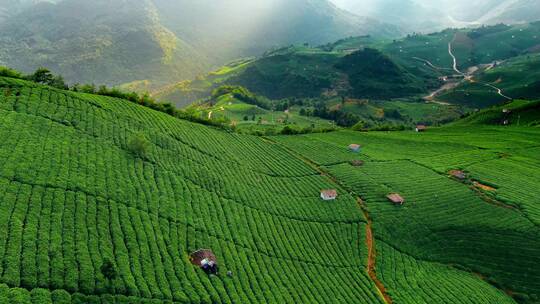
321, 189, 338, 201
449, 170, 466, 180
190, 249, 218, 274
387, 193, 405, 205
416, 125, 427, 132
349, 144, 362, 153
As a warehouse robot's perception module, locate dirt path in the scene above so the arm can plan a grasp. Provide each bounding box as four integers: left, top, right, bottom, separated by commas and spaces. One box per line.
422, 36, 513, 102
480, 82, 513, 100
412, 57, 453, 71
448, 40, 465, 76
448, 35, 512, 101
468, 183, 519, 211
359, 199, 393, 304
424, 82, 459, 103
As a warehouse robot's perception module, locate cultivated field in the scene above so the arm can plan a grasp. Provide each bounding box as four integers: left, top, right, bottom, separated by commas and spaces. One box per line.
0, 77, 380, 303
0, 76, 538, 303
273, 127, 540, 303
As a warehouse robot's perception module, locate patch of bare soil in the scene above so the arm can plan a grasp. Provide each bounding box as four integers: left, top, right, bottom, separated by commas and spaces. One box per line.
473, 181, 497, 191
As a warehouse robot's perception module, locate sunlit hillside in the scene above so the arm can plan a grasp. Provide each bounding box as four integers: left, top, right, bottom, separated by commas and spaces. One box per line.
0, 1, 539, 303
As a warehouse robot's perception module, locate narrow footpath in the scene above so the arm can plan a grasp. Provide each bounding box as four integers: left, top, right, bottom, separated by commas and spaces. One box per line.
360, 199, 393, 304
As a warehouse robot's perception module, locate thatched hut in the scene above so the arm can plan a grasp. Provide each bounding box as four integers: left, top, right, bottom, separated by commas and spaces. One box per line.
349, 144, 362, 153
416, 125, 427, 132
387, 193, 405, 205
449, 170, 467, 180
321, 189, 338, 201
190, 249, 218, 274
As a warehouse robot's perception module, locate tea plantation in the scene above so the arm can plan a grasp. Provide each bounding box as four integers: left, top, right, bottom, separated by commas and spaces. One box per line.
0, 76, 381, 303
0, 76, 538, 303
274, 126, 540, 303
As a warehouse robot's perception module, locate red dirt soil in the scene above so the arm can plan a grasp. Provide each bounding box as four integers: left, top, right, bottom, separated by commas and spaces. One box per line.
359, 198, 393, 304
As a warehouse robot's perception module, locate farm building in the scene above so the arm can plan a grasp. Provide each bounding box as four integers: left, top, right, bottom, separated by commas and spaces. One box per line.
387, 193, 405, 205
449, 170, 467, 180
350, 160, 364, 167
190, 249, 219, 275
416, 125, 427, 132
321, 189, 338, 201
349, 144, 362, 153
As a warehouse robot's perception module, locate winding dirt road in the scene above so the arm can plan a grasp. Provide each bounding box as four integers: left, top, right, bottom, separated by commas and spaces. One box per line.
448, 41, 465, 76
412, 57, 453, 71
423, 36, 513, 102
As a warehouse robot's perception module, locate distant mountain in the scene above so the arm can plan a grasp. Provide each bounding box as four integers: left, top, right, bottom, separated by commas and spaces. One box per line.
479, 0, 540, 24
0, 0, 59, 23
0, 0, 399, 86
0, 0, 208, 86
334, 0, 540, 33
416, 0, 540, 25
331, 0, 451, 33
157, 22, 540, 110
153, 0, 399, 62
155, 41, 436, 108
438, 52, 540, 107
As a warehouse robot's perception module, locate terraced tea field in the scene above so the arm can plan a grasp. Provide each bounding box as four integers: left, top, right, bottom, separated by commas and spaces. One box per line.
273, 127, 540, 303
0, 76, 538, 303
0, 76, 381, 303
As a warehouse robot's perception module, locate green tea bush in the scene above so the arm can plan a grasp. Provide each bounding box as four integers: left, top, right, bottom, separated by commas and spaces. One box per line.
128, 133, 150, 158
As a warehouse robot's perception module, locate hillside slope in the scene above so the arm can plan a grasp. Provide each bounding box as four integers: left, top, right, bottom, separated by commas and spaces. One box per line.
453, 99, 540, 126
154, 0, 399, 59
274, 126, 540, 304
0, 76, 383, 303
331, 0, 452, 33
438, 53, 540, 107
414, 0, 540, 25
156, 46, 436, 108
0, 0, 399, 86
0, 75, 539, 303
157, 22, 540, 111
0, 0, 209, 86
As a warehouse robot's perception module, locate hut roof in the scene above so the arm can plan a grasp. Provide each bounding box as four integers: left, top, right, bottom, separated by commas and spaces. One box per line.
190, 249, 217, 267
349, 144, 361, 150
416, 125, 427, 131
321, 189, 337, 196
387, 193, 405, 205
321, 189, 338, 200
449, 170, 466, 180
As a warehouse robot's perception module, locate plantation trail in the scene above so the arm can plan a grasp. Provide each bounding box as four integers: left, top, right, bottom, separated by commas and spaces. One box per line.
360, 198, 393, 304
264, 137, 393, 304
469, 183, 519, 211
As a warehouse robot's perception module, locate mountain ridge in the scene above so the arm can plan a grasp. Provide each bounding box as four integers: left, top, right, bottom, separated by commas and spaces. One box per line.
0, 0, 399, 86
